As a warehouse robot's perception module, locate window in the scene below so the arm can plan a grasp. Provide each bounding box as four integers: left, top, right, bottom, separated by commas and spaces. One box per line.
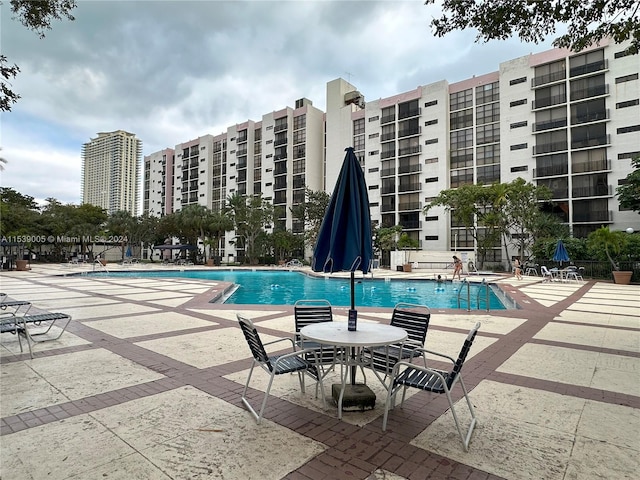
510, 143, 528, 150
368, 185, 379, 190
424, 157, 438, 164
475, 82, 499, 104
614, 49, 635, 58
368, 167, 379, 173
293, 114, 306, 130
424, 235, 439, 241
424, 138, 438, 145
618, 151, 640, 159
424, 177, 438, 183
450, 168, 473, 188
369, 150, 379, 155
476, 103, 500, 125
369, 133, 380, 138
477, 164, 500, 183
477, 144, 500, 165
450, 89, 473, 110
450, 109, 473, 130
617, 125, 640, 134
353, 118, 365, 135
368, 116, 379, 122
476, 124, 500, 145
616, 99, 639, 108
510, 120, 528, 129
425, 215, 438, 221
509, 76, 526, 85
398, 99, 419, 119
424, 119, 438, 126
510, 166, 528, 172
450, 129, 473, 150
424, 100, 438, 107
510, 98, 527, 107
615, 73, 639, 84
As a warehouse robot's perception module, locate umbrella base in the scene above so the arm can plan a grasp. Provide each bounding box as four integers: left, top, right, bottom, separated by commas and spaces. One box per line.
331, 383, 376, 411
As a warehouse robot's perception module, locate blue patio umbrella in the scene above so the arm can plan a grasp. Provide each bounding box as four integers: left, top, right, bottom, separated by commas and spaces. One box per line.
312, 147, 373, 324
553, 239, 570, 265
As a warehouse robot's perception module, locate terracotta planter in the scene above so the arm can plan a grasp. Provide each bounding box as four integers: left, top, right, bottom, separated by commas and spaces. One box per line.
612, 271, 632, 285
99, 259, 108, 266
206, 259, 214, 266
15, 259, 29, 271
403, 263, 412, 273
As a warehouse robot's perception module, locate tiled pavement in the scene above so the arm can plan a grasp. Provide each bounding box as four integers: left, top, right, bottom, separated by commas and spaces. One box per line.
1, 264, 638, 479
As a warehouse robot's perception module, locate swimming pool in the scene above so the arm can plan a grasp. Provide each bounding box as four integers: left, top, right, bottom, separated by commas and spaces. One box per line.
90, 270, 510, 310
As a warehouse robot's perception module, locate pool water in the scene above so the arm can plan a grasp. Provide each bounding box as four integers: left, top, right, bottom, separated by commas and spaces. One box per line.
91, 270, 509, 310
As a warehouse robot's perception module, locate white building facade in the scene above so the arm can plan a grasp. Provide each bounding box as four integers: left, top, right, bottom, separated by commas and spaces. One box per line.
82, 130, 142, 215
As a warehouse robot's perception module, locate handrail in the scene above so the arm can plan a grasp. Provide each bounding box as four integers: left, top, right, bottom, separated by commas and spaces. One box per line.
476, 278, 490, 312
456, 278, 471, 312
93, 258, 109, 273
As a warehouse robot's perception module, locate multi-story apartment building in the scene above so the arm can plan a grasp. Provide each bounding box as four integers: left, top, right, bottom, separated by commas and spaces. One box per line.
144, 99, 326, 261
326, 39, 639, 264
81, 130, 142, 215
143, 148, 174, 217
144, 40, 638, 264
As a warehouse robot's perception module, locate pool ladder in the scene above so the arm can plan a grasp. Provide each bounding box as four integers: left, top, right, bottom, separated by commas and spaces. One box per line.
457, 278, 490, 312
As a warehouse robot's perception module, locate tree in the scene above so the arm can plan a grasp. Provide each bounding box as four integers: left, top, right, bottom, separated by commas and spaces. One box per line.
425, 0, 640, 55
587, 226, 628, 270
290, 188, 330, 249
616, 155, 640, 213
226, 193, 274, 264
1, 0, 77, 111
106, 210, 135, 260
0, 187, 39, 237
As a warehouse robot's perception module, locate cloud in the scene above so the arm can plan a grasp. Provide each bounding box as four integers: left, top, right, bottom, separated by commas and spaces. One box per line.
1, 0, 562, 205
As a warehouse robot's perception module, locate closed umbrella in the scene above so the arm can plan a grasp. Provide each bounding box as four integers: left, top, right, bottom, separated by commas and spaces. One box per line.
312, 147, 372, 319
553, 239, 570, 265
312, 147, 372, 383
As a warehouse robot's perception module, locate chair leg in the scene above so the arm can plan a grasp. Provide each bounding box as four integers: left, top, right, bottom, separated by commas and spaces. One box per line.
444, 376, 477, 452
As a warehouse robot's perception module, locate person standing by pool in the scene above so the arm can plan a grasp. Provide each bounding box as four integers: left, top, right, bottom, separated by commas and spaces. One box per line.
452, 255, 462, 280
513, 257, 523, 280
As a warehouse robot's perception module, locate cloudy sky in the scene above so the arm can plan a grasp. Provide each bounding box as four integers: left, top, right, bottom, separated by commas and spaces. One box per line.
1, 0, 560, 206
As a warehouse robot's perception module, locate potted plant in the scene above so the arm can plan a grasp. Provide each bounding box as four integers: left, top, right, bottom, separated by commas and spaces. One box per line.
397, 233, 419, 272
587, 226, 631, 284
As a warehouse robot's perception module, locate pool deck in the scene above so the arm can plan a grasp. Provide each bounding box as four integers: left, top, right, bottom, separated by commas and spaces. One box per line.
1, 263, 638, 479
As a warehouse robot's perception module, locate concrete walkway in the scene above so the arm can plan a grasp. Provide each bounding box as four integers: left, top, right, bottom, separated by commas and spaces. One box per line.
1, 264, 638, 479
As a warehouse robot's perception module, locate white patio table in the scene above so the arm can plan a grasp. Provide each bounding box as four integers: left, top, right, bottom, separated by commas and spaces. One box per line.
300, 322, 407, 419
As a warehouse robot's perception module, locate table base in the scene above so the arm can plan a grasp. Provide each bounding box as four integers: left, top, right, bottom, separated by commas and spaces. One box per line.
331, 383, 375, 411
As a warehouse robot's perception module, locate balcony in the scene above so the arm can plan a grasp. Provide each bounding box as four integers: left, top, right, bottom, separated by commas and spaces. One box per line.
533, 165, 568, 178
381, 149, 396, 159
572, 184, 611, 198
274, 122, 288, 132
399, 220, 422, 230
572, 210, 612, 222
274, 138, 288, 146
572, 159, 611, 174
398, 126, 421, 138
398, 164, 421, 174
571, 109, 609, 125
571, 135, 610, 150
380, 168, 395, 177
398, 201, 422, 211
398, 183, 421, 193
532, 118, 567, 132
533, 141, 568, 155
381, 204, 396, 212
381, 114, 396, 124
381, 185, 396, 194
398, 145, 421, 157
381, 132, 395, 142
532, 93, 567, 110
398, 108, 420, 120
532, 70, 566, 88
570, 84, 608, 102
569, 59, 607, 78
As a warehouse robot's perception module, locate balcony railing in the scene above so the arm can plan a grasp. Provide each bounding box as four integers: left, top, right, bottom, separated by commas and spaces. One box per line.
381, 204, 396, 212
398, 126, 421, 138
572, 209, 612, 222
533, 165, 568, 178
399, 220, 422, 229
398, 108, 420, 120
398, 183, 421, 193
398, 201, 422, 211
274, 138, 288, 146
381, 114, 396, 124
532, 70, 566, 88
532, 118, 567, 132
398, 164, 421, 174
571, 134, 610, 150
381, 150, 396, 159
572, 159, 611, 174
570, 84, 608, 102
569, 59, 607, 78
274, 122, 288, 132
532, 93, 567, 109
381, 132, 395, 142
380, 168, 395, 177
398, 145, 421, 156
533, 141, 568, 155
571, 109, 609, 125
572, 184, 611, 198
381, 185, 396, 194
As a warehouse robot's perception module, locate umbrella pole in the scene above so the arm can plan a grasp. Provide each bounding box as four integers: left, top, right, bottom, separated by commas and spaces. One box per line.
350, 272, 357, 384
